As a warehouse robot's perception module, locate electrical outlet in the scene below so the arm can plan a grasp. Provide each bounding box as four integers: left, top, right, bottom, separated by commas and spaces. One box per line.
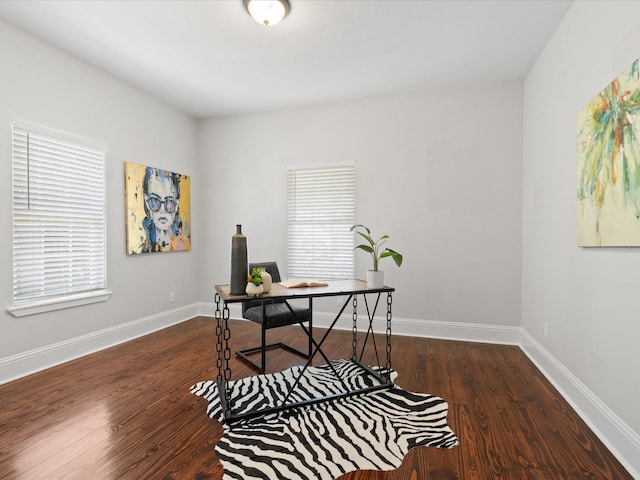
543, 321, 549, 338
169, 291, 176, 303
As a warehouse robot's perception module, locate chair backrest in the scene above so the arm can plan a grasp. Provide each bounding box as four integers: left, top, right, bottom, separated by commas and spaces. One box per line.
242, 261, 282, 313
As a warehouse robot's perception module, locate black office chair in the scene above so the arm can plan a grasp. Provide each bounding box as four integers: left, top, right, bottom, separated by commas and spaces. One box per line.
236, 261, 313, 373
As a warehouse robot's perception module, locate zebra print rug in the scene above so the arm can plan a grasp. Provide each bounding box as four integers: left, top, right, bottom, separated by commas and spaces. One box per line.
191, 359, 458, 480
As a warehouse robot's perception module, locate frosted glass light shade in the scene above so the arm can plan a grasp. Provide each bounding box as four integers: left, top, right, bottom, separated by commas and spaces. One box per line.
243, 0, 290, 27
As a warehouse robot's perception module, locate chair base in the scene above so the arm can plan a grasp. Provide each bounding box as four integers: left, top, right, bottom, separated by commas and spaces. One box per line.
236, 342, 310, 374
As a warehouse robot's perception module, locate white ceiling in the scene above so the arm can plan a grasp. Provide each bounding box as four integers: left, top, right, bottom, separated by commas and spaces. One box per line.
0, 0, 573, 119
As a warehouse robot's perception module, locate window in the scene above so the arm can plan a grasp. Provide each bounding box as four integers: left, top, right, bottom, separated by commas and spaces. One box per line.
8, 119, 110, 317
287, 165, 355, 279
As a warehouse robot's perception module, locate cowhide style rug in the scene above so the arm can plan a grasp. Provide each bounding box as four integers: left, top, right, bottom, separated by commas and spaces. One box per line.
191, 359, 458, 480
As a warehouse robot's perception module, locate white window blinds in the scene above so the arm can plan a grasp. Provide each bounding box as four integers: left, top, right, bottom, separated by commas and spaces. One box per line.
287, 165, 355, 279
11, 119, 107, 306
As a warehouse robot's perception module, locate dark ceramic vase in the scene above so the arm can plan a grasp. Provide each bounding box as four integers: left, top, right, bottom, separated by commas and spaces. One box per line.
229, 225, 248, 295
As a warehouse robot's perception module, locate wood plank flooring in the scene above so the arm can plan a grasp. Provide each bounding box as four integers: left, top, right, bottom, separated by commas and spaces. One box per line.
0, 316, 632, 479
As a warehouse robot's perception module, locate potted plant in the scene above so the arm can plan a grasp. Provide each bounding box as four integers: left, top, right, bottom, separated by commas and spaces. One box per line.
350, 224, 403, 288
245, 267, 263, 295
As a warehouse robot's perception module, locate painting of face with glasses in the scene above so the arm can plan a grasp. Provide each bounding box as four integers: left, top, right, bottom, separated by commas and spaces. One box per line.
125, 162, 191, 254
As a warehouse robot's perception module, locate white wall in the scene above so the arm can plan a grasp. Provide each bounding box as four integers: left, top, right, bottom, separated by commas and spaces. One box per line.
198, 84, 523, 335
522, 1, 640, 474
0, 21, 200, 380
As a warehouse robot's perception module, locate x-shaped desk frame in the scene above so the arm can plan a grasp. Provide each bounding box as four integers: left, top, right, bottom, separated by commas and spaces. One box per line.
214, 280, 395, 423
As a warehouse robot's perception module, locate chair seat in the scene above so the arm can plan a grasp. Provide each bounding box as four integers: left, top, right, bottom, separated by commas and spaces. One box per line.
243, 303, 312, 329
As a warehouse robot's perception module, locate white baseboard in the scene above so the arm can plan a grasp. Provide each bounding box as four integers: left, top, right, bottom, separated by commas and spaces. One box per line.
520, 329, 640, 479
200, 303, 521, 345
0, 304, 199, 386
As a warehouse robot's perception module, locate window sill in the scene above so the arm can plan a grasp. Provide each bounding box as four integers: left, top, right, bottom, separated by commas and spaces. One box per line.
7, 289, 112, 318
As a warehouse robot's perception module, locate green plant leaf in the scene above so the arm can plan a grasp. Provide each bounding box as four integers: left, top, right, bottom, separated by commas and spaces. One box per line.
354, 230, 375, 247
380, 249, 403, 267
355, 244, 374, 254
350, 224, 371, 235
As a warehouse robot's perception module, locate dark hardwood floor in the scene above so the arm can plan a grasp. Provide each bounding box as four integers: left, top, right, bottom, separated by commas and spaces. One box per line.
0, 317, 632, 479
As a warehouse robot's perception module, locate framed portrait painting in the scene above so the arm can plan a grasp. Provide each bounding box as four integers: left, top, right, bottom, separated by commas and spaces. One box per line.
125, 162, 192, 254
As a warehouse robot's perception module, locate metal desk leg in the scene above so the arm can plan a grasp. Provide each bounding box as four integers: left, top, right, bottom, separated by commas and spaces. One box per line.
214, 293, 223, 381
351, 295, 358, 360
385, 291, 393, 381
214, 293, 232, 420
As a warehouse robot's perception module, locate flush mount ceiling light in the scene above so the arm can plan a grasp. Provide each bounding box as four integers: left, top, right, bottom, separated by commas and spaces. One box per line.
243, 0, 291, 27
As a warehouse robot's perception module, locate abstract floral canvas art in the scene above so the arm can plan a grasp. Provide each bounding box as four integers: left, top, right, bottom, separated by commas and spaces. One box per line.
577, 58, 640, 246
125, 162, 192, 254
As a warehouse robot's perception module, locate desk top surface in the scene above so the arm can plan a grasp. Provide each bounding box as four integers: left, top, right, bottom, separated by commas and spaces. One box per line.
215, 279, 394, 303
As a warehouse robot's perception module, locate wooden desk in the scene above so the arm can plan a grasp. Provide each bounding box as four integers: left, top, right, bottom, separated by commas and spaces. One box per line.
213, 280, 395, 422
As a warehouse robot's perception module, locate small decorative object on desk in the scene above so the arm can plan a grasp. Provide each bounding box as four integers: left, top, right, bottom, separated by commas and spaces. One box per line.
230, 225, 248, 295
246, 267, 264, 296
367, 270, 385, 289
261, 268, 272, 293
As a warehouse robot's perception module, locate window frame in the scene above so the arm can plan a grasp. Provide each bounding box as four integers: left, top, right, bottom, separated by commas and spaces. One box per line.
7, 119, 111, 317
286, 164, 355, 280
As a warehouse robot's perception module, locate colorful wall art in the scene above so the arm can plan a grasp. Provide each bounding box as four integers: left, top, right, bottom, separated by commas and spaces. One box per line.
577, 58, 640, 246
125, 162, 191, 254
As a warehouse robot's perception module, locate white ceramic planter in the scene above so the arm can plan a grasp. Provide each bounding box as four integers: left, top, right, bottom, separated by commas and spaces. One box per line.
245, 282, 264, 296
366, 270, 384, 289
261, 269, 272, 293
